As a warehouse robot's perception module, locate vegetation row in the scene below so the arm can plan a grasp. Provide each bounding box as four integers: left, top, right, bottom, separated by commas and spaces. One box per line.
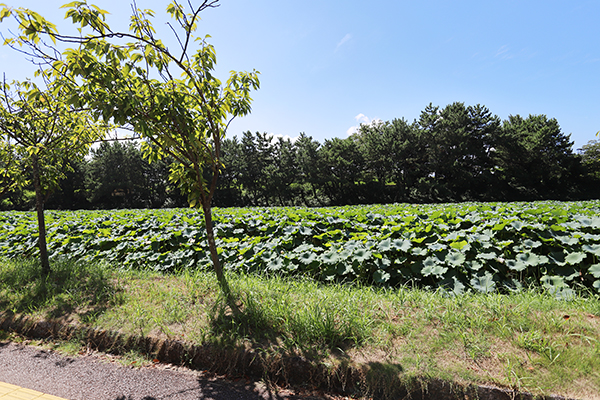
1, 201, 599, 297
3, 103, 600, 212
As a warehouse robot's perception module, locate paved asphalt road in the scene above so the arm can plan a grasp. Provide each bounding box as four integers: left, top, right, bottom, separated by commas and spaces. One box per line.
0, 341, 337, 400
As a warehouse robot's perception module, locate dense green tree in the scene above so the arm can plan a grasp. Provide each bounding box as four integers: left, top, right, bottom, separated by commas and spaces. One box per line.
86, 141, 154, 208
45, 158, 89, 210
579, 140, 600, 180
1, 0, 259, 312
319, 137, 366, 204
0, 77, 105, 275
417, 102, 500, 201
577, 139, 600, 198
294, 133, 325, 206
237, 131, 273, 205
215, 137, 243, 207
495, 114, 576, 199
356, 118, 427, 202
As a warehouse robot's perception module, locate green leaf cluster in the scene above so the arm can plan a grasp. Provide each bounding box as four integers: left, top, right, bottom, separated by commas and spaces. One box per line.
1, 201, 600, 296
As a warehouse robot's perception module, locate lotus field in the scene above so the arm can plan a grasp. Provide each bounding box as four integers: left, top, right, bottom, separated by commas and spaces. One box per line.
1, 201, 600, 297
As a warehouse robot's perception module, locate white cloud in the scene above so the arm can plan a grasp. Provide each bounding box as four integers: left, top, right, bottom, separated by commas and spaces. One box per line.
335, 33, 352, 52
346, 114, 382, 136
266, 133, 299, 144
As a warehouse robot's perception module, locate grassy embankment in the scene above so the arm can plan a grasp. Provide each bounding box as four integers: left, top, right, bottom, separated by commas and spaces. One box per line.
1, 257, 599, 399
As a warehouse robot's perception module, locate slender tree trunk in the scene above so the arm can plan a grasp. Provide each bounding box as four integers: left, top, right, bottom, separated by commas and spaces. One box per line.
31, 154, 51, 277
202, 200, 241, 316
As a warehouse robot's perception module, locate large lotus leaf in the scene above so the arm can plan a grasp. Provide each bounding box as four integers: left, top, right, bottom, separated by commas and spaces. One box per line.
583, 244, 600, 256
261, 251, 276, 262
506, 259, 527, 272
476, 252, 497, 260
565, 252, 586, 265
267, 257, 286, 271
282, 225, 298, 236
320, 251, 341, 265
555, 236, 579, 246
471, 273, 496, 293
337, 263, 355, 276
445, 232, 460, 241
511, 221, 524, 231
449, 240, 470, 251
516, 252, 543, 266
353, 249, 372, 262
391, 239, 412, 252
338, 248, 353, 259
548, 251, 567, 266
594, 280, 600, 292
422, 256, 439, 269
541, 275, 567, 289
375, 257, 391, 269
449, 277, 466, 296
522, 239, 542, 249
588, 264, 600, 278
298, 226, 313, 236
373, 270, 391, 284
470, 232, 492, 242
466, 260, 484, 271
422, 262, 448, 278
378, 238, 392, 252
428, 243, 446, 252
293, 243, 314, 253
446, 251, 466, 267
411, 247, 428, 257
298, 251, 317, 265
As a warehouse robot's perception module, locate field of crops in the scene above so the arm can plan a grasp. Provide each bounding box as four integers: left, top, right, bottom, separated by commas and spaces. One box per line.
1, 201, 600, 297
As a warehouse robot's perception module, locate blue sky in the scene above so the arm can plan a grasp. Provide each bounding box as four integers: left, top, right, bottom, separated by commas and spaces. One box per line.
1, 0, 599, 150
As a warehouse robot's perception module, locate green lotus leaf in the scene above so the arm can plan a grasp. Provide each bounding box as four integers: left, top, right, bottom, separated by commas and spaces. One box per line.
320, 251, 341, 265
374, 256, 390, 268
522, 239, 541, 248
466, 260, 484, 271
516, 252, 542, 266
449, 240, 469, 251
583, 244, 600, 256
506, 259, 527, 272
446, 251, 466, 266
556, 236, 579, 246
411, 247, 428, 257
353, 249, 372, 262
391, 239, 412, 252
422, 256, 438, 269
298, 251, 317, 265
428, 243, 446, 251
588, 264, 600, 278
565, 252, 586, 265
267, 257, 285, 271
541, 275, 567, 289
373, 270, 391, 283
511, 221, 524, 231
476, 252, 497, 260
548, 251, 567, 266
378, 238, 392, 252
471, 273, 496, 293
450, 277, 465, 296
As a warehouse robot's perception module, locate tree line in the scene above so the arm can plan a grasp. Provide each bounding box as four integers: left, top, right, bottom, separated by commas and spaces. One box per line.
2, 101, 598, 211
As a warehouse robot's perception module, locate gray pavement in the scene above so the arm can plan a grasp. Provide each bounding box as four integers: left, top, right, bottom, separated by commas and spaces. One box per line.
0, 341, 334, 400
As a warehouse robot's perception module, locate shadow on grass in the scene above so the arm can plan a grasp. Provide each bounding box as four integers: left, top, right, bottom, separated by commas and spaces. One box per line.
0, 257, 122, 322
206, 280, 377, 370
